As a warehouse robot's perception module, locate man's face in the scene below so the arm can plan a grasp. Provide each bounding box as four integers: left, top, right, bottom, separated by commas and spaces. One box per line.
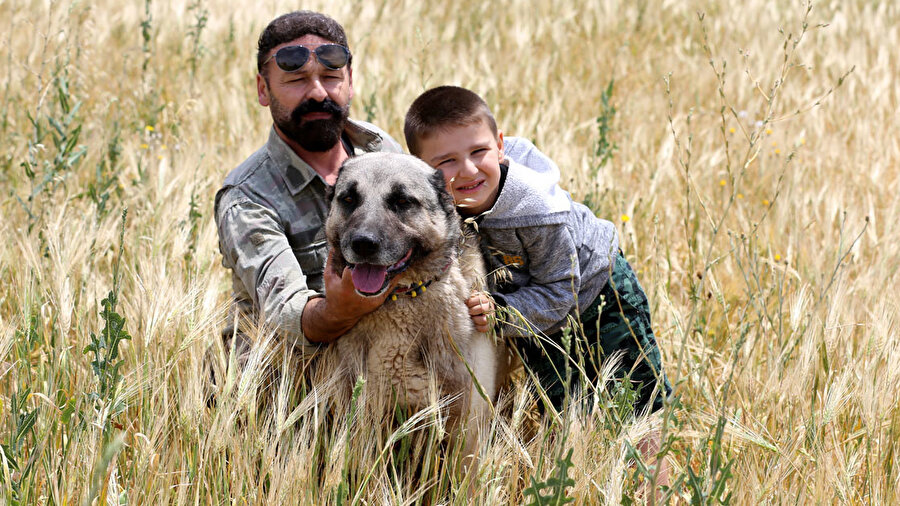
257, 34, 354, 152
416, 121, 504, 216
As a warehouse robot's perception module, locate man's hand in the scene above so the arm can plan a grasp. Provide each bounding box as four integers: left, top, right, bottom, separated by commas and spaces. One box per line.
301, 251, 398, 343
466, 290, 495, 333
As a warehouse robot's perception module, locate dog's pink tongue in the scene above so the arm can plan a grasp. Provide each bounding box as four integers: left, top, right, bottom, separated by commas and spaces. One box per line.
351, 264, 387, 294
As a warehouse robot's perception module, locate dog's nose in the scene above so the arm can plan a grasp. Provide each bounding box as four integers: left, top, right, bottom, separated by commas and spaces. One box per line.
350, 234, 380, 257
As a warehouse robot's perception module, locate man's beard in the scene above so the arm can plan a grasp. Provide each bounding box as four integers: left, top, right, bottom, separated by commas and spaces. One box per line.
272, 97, 350, 152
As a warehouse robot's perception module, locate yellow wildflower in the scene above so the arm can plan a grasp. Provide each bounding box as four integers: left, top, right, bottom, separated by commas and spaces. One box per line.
765, 128, 773, 135
719, 179, 727, 187
774, 254, 782, 261
621, 214, 630, 223
729, 127, 736, 134
762, 199, 770, 206
145, 125, 155, 132
140, 143, 149, 149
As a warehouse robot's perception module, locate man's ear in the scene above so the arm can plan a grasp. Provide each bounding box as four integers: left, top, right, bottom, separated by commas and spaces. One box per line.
257, 73, 270, 107
346, 66, 354, 102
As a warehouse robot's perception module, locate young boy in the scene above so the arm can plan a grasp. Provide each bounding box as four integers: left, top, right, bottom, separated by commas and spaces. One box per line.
403, 86, 671, 415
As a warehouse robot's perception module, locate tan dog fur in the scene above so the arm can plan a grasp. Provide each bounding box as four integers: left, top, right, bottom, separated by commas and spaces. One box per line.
316, 152, 505, 457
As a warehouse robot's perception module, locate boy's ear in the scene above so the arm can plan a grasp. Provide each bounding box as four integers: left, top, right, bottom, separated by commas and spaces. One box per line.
497, 130, 505, 162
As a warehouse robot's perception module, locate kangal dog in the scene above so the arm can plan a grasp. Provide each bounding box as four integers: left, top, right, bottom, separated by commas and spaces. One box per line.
316, 152, 506, 457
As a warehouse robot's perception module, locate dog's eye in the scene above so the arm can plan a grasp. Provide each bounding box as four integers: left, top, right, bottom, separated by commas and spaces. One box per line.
389, 195, 417, 212
337, 190, 359, 209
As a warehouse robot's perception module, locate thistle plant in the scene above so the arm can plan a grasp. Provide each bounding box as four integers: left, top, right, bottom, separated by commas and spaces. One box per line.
18, 70, 86, 232
186, 0, 209, 84
82, 210, 131, 504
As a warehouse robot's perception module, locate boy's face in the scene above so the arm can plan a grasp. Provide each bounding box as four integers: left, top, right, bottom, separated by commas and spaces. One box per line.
416, 121, 504, 216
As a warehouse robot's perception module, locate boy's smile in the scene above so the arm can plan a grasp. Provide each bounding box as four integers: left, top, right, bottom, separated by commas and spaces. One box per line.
416, 121, 504, 216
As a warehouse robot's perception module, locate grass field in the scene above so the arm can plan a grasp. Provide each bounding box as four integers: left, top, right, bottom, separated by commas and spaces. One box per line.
1, 0, 898, 503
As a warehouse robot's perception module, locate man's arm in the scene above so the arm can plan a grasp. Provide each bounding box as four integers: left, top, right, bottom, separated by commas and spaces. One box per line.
218, 199, 319, 342
301, 252, 396, 343
220, 198, 401, 344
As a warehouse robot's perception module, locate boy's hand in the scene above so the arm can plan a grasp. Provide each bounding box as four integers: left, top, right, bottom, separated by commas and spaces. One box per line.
466, 291, 495, 333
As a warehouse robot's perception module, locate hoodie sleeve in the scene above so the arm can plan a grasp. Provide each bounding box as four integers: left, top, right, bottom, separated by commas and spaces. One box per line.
493, 222, 581, 336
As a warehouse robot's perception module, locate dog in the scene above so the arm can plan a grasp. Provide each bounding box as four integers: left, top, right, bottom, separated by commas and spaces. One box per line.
316, 151, 506, 455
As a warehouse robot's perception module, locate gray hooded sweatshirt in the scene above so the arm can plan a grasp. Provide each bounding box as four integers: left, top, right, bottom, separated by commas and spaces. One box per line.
481, 137, 619, 336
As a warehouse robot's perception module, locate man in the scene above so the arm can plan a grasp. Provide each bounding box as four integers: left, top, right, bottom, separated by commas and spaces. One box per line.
215, 11, 404, 351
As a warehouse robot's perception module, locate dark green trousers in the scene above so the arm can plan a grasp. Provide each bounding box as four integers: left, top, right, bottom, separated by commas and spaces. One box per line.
517, 251, 671, 414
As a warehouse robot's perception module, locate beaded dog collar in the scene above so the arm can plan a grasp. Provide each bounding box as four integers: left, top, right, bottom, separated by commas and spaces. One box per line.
390, 279, 433, 300
389, 259, 453, 301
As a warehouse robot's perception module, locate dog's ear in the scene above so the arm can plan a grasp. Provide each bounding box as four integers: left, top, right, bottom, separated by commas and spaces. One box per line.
327, 159, 354, 204
429, 170, 456, 215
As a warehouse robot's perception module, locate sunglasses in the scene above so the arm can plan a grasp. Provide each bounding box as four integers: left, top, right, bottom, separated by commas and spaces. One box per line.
265, 44, 352, 72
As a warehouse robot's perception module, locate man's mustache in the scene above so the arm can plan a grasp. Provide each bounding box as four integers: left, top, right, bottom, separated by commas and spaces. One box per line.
291, 98, 344, 123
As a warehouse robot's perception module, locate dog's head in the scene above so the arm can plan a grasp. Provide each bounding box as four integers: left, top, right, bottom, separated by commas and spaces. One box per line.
325, 152, 459, 297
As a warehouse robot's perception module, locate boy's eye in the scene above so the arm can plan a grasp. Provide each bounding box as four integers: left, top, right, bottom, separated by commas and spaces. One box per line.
436, 158, 454, 167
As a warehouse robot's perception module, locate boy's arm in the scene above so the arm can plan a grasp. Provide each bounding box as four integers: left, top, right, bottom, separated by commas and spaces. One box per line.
492, 223, 582, 336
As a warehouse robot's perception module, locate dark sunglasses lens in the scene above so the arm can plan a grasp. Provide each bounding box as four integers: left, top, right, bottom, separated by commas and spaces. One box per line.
315, 45, 350, 69
275, 46, 311, 72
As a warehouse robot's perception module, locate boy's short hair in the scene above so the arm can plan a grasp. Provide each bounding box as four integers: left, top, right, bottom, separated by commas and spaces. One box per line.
404, 86, 498, 156
257, 11, 351, 75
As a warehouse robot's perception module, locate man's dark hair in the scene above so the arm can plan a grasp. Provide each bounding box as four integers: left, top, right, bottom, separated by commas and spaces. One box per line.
257, 11, 351, 74
404, 86, 498, 156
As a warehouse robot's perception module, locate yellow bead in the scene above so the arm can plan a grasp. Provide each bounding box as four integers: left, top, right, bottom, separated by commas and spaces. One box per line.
391, 294, 397, 301
421, 286, 426, 293
411, 291, 417, 298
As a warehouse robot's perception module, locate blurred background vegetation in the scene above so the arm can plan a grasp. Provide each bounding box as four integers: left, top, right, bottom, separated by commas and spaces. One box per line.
1, 0, 897, 503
